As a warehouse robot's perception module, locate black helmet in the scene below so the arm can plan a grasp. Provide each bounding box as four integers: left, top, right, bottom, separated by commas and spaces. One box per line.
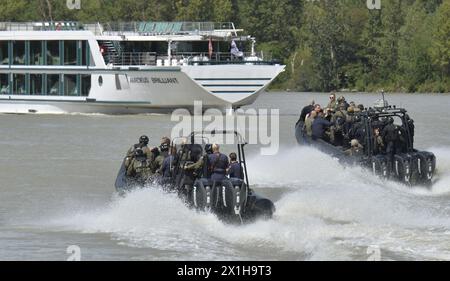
135, 148, 145, 157
139, 135, 149, 145
205, 144, 213, 154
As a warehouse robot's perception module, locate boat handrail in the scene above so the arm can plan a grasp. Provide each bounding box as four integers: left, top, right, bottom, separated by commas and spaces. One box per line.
104, 52, 158, 66
0, 22, 82, 31
0, 21, 242, 36
102, 21, 238, 35
103, 51, 276, 66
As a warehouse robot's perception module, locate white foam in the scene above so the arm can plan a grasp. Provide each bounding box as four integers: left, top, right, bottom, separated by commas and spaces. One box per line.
44, 146, 450, 260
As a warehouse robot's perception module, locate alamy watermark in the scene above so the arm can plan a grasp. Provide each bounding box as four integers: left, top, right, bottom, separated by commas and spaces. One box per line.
170, 101, 280, 156
68, 0, 381, 12
307, 0, 381, 10
366, 0, 381, 10
66, 0, 81, 10
66, 245, 81, 261
367, 245, 381, 261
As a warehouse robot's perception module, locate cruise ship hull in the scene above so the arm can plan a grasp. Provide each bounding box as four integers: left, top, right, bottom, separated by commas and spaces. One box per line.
0, 64, 285, 114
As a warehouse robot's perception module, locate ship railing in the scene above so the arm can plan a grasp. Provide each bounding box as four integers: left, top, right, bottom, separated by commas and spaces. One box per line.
83, 23, 104, 35
0, 22, 240, 37
104, 51, 276, 66
100, 22, 239, 36
174, 51, 272, 64
0, 22, 82, 31
104, 52, 158, 66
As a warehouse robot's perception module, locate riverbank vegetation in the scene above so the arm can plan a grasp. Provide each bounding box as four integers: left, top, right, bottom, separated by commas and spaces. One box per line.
1, 0, 449, 92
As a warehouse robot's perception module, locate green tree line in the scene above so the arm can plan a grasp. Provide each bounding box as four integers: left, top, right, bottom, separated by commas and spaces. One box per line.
0, 0, 449, 92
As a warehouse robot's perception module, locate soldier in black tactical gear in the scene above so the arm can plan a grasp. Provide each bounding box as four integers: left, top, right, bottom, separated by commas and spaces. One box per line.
207, 144, 229, 182
406, 114, 415, 148
227, 152, 244, 180
382, 118, 398, 163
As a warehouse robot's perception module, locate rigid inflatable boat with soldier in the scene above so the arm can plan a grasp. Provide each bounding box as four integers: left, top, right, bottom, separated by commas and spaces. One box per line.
115, 130, 276, 224
295, 99, 436, 187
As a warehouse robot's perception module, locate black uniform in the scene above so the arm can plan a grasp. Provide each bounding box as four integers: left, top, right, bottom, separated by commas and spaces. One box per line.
161, 155, 175, 178
382, 122, 398, 159
208, 153, 229, 182
406, 117, 415, 148
312, 117, 333, 141
228, 162, 244, 180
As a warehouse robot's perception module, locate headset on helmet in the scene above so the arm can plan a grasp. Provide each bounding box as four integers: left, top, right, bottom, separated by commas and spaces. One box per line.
134, 148, 145, 157
160, 142, 170, 152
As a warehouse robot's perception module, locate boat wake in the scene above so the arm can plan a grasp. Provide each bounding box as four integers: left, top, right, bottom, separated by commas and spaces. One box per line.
45, 146, 450, 260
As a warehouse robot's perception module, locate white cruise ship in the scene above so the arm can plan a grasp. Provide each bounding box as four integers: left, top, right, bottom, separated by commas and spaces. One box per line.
0, 21, 285, 114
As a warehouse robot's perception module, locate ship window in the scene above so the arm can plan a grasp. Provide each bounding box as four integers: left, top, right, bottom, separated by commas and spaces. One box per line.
82, 40, 90, 66
47, 74, 60, 95
98, 76, 103, 86
30, 74, 43, 95
81, 75, 91, 96
12, 41, 26, 65
30, 41, 44, 65
64, 74, 78, 96
0, 74, 9, 94
47, 41, 60, 65
13, 74, 26, 95
64, 41, 77, 65
0, 41, 8, 65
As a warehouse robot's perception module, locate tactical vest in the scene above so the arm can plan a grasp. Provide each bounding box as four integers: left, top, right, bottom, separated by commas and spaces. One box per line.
134, 159, 152, 176
202, 155, 211, 178
208, 153, 228, 174
229, 162, 244, 179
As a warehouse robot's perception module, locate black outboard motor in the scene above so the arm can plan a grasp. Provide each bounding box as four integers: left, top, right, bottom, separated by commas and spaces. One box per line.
214, 179, 247, 221
411, 151, 436, 185
222, 179, 248, 218
190, 178, 249, 223
190, 174, 275, 223
393, 154, 413, 185
371, 155, 389, 179
190, 178, 209, 210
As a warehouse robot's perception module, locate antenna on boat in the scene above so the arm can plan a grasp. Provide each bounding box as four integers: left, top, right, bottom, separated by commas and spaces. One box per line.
250, 37, 256, 57
167, 39, 172, 65
374, 89, 389, 111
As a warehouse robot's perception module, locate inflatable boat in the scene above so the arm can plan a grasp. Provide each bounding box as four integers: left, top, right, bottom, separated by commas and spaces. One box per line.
115, 130, 276, 224
295, 102, 436, 187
